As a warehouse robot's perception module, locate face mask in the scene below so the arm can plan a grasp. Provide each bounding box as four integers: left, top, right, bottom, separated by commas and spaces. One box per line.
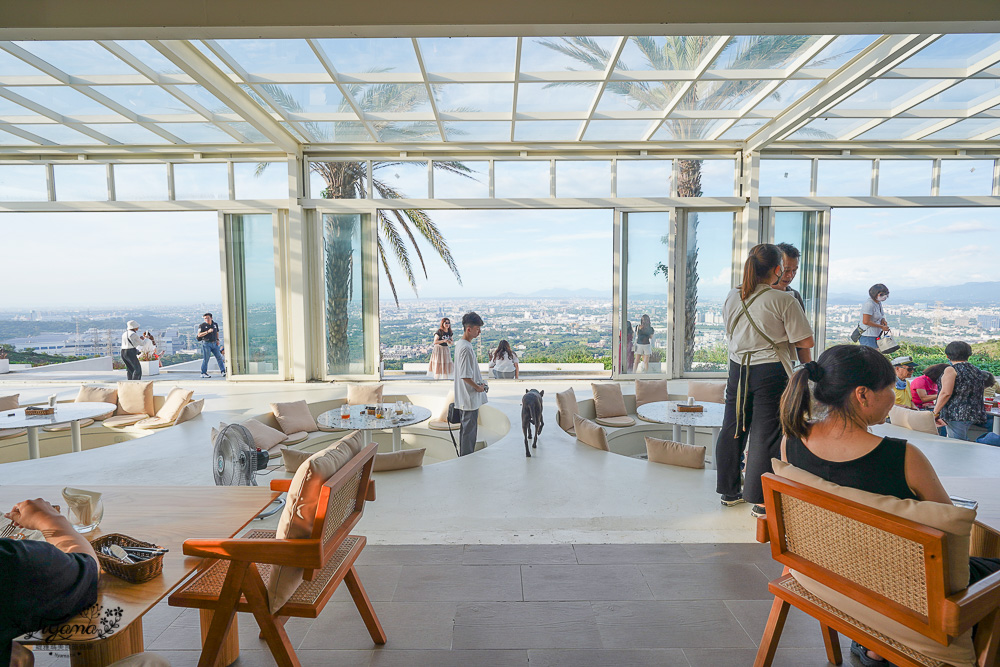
877, 295, 888, 302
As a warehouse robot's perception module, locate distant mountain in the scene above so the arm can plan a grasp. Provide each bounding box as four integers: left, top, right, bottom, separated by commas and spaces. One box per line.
497, 288, 608, 298
827, 281, 1000, 305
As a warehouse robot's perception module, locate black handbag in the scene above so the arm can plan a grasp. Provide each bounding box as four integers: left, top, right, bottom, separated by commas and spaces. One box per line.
850, 324, 864, 342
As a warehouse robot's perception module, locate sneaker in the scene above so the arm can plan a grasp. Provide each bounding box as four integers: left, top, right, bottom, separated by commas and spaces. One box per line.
721, 494, 745, 507
201, 373, 211, 378
750, 504, 767, 519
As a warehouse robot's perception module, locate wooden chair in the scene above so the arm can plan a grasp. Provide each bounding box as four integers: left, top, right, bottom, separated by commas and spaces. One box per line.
754, 472, 1000, 667
169, 442, 385, 667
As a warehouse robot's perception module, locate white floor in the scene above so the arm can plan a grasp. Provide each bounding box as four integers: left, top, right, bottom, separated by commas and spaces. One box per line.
2, 374, 999, 545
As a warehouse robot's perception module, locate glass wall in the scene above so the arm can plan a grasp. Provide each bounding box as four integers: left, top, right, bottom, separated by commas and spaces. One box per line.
684, 211, 736, 372
323, 213, 369, 375
621, 211, 671, 374
226, 213, 280, 376
772, 210, 822, 331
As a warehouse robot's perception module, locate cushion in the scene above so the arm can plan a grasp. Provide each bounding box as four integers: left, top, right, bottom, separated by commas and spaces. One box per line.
270, 400, 318, 435
889, 405, 938, 435
347, 384, 383, 406
595, 415, 636, 428
174, 399, 204, 425
373, 448, 425, 471
555, 388, 579, 433
279, 446, 313, 474
635, 379, 669, 407
43, 418, 95, 432
116, 381, 154, 417
0, 428, 26, 440
645, 436, 705, 468
428, 420, 461, 431
0, 394, 18, 410
239, 418, 288, 452
317, 421, 345, 432
135, 417, 174, 429
76, 385, 117, 410
155, 387, 194, 422
687, 381, 726, 404
592, 383, 628, 419
102, 414, 147, 428
335, 430, 365, 458
574, 415, 609, 452
436, 390, 457, 422
772, 460, 976, 666
269, 436, 357, 612
282, 431, 309, 446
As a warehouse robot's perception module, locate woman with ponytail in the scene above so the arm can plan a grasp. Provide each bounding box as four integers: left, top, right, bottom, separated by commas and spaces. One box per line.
717, 244, 814, 518
778, 344, 1000, 666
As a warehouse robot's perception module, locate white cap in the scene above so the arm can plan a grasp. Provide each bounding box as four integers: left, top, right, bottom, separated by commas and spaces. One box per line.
891, 355, 915, 367
127, 320, 139, 330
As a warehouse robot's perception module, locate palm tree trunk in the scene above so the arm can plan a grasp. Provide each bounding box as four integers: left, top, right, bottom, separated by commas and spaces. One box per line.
677, 159, 703, 370
325, 214, 355, 373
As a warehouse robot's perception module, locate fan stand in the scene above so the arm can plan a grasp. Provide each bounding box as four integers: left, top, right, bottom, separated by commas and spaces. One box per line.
255, 497, 285, 520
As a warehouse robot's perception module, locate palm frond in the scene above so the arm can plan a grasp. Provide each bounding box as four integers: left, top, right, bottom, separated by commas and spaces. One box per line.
377, 237, 400, 306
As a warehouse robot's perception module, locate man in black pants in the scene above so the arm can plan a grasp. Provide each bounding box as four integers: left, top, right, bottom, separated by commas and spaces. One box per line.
120, 320, 146, 381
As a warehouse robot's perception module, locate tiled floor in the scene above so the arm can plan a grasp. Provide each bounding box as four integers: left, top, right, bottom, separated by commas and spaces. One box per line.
30, 543, 860, 667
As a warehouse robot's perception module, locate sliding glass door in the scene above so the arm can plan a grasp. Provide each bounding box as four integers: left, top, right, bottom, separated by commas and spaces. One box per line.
618, 210, 673, 377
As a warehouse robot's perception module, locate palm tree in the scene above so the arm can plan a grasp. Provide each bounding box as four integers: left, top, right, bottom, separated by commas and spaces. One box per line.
258, 83, 470, 372
541, 36, 811, 369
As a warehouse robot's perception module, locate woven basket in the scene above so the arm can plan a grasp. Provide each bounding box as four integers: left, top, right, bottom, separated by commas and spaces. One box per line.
91, 533, 164, 584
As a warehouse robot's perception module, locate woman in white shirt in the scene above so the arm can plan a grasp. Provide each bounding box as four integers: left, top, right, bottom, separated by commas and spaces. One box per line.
717, 244, 814, 519
859, 283, 890, 349
489, 340, 519, 379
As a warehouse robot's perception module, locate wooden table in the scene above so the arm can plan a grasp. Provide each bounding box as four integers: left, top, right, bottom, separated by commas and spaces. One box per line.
3, 485, 278, 667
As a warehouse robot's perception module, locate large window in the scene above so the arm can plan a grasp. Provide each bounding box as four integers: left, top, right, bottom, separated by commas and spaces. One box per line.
684, 211, 737, 372
772, 209, 823, 331
323, 213, 369, 375
621, 211, 671, 374
226, 213, 279, 376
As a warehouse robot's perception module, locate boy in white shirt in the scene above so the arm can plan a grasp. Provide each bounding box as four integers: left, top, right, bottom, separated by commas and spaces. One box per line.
453, 312, 487, 456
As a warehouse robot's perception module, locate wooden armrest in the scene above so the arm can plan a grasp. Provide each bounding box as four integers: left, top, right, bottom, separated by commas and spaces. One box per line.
366, 480, 376, 502
971, 522, 1000, 559
182, 537, 323, 569
756, 517, 770, 543
270, 479, 292, 492
942, 571, 1000, 634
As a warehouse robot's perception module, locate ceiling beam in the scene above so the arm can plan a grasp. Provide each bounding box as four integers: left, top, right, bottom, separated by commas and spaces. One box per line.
744, 34, 941, 151
148, 40, 301, 153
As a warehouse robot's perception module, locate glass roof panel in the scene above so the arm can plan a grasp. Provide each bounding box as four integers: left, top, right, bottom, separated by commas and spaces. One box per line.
0, 96, 39, 117
17, 124, 103, 144
226, 122, 269, 142
9, 87, 116, 116
652, 118, 727, 140
584, 119, 653, 140
12, 41, 137, 76
256, 84, 347, 114
596, 82, 682, 112
239, 85, 274, 112
751, 80, 819, 111
156, 123, 240, 143
786, 117, 874, 140
0, 128, 39, 145
708, 35, 820, 71
316, 38, 420, 75
615, 36, 721, 72
853, 118, 944, 140
0, 49, 44, 76
674, 79, 772, 112
212, 40, 326, 75
87, 123, 170, 143
516, 82, 596, 112
519, 37, 621, 72
417, 38, 517, 73
894, 34, 1000, 70
90, 85, 195, 115
433, 84, 513, 112
113, 41, 183, 75
802, 35, 878, 69
718, 118, 766, 139
171, 85, 234, 114
513, 120, 582, 141
373, 121, 441, 142
442, 121, 511, 141
280, 122, 310, 141
192, 42, 238, 76
922, 118, 1000, 140
909, 79, 1000, 111
829, 79, 942, 111
306, 121, 373, 142
347, 84, 431, 113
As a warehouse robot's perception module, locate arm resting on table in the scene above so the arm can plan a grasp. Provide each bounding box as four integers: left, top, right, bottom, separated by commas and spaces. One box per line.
182, 537, 323, 569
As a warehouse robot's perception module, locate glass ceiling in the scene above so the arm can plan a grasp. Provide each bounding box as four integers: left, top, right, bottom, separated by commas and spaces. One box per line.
2, 34, 1000, 149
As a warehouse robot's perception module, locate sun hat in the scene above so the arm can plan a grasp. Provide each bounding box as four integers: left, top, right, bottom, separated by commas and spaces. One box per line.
127, 320, 139, 330
891, 355, 915, 367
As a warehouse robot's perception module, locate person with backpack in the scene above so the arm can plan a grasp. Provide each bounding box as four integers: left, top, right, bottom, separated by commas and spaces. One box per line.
717, 244, 814, 518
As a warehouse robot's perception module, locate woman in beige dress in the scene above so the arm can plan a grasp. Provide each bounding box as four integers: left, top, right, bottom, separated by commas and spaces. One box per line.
427, 317, 454, 379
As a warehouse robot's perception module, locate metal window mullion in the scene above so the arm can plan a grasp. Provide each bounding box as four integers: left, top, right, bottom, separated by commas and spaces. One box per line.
809, 158, 818, 197
871, 158, 880, 196
611, 159, 617, 198
611, 208, 623, 378
45, 163, 55, 201
227, 160, 236, 200
510, 38, 522, 143
549, 159, 556, 197
106, 162, 115, 201
488, 159, 495, 198
427, 159, 434, 199
994, 159, 1000, 197
366, 160, 373, 199
931, 158, 941, 196
166, 162, 176, 200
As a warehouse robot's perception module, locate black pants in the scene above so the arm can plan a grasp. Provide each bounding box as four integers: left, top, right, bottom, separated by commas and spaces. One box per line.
716, 361, 788, 504
121, 348, 141, 380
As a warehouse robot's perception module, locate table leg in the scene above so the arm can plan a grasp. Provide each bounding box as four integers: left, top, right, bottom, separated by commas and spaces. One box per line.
685, 425, 695, 446
27, 426, 39, 460
362, 430, 372, 448
707, 427, 721, 470
672, 424, 680, 442
71, 420, 83, 453
199, 609, 240, 667
392, 427, 401, 452
68, 618, 143, 667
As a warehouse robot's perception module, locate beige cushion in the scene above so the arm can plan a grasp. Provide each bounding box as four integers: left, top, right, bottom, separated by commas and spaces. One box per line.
269, 432, 360, 612
76, 386, 117, 410
688, 381, 726, 404
336, 430, 365, 458
645, 437, 705, 469
135, 416, 174, 429
772, 460, 976, 666
317, 421, 345, 432
634, 379, 669, 407
574, 415, 609, 452
889, 405, 938, 435
174, 399, 204, 425
595, 415, 636, 428
373, 448, 425, 471
555, 388, 579, 433
428, 420, 461, 431
0, 428, 26, 440
154, 387, 194, 422
279, 446, 313, 474
0, 394, 18, 410
282, 431, 309, 446
347, 384, 383, 406
117, 381, 154, 416
239, 418, 288, 452
102, 414, 147, 428
270, 400, 318, 435
435, 390, 457, 422
43, 418, 95, 432
592, 383, 628, 419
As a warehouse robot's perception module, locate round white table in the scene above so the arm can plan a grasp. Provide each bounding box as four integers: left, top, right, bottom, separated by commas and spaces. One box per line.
636, 400, 726, 449
0, 402, 116, 459
317, 404, 432, 451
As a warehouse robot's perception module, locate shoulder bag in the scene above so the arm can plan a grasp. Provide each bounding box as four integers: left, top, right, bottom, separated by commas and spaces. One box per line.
877, 330, 900, 355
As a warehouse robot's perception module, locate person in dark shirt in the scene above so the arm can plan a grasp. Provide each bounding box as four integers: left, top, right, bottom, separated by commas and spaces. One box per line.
196, 312, 226, 379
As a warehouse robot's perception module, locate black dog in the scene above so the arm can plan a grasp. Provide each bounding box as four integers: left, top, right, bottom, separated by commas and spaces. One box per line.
521, 389, 544, 457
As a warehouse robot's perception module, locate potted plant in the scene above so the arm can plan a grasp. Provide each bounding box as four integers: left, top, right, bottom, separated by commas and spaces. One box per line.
138, 349, 160, 376
0, 346, 9, 374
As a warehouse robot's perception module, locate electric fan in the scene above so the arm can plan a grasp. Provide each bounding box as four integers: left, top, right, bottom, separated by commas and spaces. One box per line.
213, 424, 284, 518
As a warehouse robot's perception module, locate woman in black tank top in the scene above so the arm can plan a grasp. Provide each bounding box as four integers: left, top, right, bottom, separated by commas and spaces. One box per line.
784, 434, 916, 501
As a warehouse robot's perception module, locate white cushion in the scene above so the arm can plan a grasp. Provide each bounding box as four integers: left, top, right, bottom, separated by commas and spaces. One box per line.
154, 387, 194, 422
43, 418, 95, 432
239, 418, 288, 452
270, 400, 318, 435
347, 384, 383, 406
116, 381, 154, 416
174, 399, 204, 425
102, 414, 147, 428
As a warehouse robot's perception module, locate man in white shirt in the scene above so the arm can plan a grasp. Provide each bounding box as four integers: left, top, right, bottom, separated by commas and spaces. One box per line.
453, 312, 487, 456
120, 320, 147, 381
773, 243, 806, 311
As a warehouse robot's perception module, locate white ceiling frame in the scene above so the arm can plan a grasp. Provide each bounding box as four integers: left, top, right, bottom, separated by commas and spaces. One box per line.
509, 37, 522, 143
576, 37, 629, 142
641, 36, 730, 142
149, 40, 300, 153
411, 38, 448, 143
305, 39, 380, 143
0, 85, 120, 145
838, 78, 965, 141
744, 34, 942, 151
